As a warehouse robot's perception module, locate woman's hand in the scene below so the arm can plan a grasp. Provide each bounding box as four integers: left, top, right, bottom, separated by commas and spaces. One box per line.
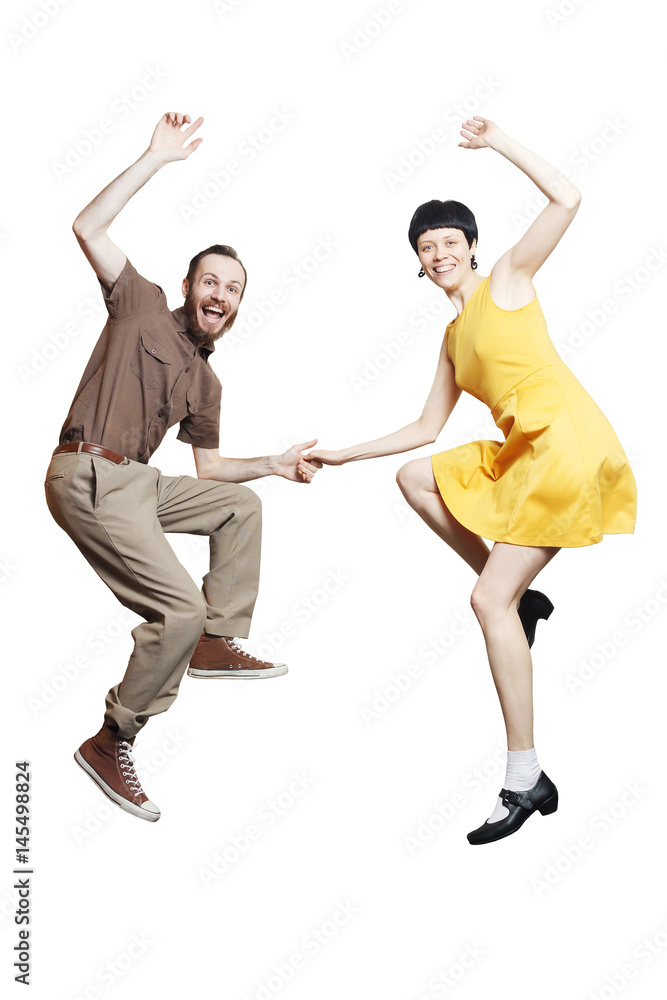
148, 112, 204, 163
458, 116, 501, 149
302, 448, 346, 468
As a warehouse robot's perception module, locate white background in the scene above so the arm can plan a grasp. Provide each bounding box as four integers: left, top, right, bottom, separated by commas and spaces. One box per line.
3, 1, 666, 998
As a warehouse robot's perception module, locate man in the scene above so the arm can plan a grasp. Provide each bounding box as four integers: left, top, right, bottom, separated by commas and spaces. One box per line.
43, 111, 320, 823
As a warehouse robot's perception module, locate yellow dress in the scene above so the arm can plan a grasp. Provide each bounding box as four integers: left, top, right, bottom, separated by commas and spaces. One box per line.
431, 273, 637, 547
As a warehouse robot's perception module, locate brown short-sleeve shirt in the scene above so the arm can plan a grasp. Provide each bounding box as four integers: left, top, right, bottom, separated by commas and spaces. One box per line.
58, 257, 222, 463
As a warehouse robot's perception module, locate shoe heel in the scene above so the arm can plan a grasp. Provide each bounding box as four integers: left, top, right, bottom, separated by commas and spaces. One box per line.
536, 594, 554, 621
538, 791, 558, 815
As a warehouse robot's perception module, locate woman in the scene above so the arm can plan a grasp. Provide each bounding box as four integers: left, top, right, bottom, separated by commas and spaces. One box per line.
303, 117, 637, 845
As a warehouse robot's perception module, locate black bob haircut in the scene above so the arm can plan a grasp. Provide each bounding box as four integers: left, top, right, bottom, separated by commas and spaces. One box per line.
186, 244, 248, 297
408, 200, 478, 255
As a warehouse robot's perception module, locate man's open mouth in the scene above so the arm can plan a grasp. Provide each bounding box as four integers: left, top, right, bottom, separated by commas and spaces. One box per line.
202, 305, 225, 321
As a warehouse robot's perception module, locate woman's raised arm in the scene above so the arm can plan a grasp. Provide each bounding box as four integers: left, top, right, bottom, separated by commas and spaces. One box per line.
460, 116, 581, 281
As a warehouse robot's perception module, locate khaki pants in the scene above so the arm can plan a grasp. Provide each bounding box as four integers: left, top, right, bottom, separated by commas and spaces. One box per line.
44, 449, 261, 739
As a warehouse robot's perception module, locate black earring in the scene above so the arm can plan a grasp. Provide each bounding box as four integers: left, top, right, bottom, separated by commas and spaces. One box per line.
418, 267, 425, 277
471, 255, 477, 270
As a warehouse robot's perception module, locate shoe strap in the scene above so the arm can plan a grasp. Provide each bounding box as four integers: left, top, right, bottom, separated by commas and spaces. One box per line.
501, 788, 535, 811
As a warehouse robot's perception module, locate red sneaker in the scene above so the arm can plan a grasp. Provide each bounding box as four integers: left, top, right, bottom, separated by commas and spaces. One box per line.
187, 634, 288, 679
74, 725, 160, 822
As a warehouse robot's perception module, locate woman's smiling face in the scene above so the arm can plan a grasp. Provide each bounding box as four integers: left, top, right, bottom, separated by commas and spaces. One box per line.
417, 228, 477, 288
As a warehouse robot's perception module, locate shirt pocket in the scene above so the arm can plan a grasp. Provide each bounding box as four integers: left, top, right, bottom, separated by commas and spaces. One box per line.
130, 330, 173, 388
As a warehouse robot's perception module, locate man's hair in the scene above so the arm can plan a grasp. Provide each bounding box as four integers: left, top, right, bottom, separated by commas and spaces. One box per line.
185, 244, 248, 297
407, 200, 478, 255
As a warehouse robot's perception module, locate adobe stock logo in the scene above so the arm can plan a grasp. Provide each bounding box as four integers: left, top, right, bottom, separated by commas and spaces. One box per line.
384, 75, 500, 191
339, 0, 421, 63
240, 901, 359, 1000
51, 67, 169, 180
178, 108, 296, 223
7, 0, 73, 53
564, 578, 667, 695
197, 772, 316, 888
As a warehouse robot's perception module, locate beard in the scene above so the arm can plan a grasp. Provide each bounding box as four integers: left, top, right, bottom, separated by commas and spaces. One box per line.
183, 293, 238, 345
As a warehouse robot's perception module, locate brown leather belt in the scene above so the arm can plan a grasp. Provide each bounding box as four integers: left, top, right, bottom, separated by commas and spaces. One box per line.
52, 442, 127, 464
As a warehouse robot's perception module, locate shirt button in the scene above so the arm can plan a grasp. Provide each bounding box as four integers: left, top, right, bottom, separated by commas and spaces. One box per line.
151, 349, 157, 354
185, 366, 191, 373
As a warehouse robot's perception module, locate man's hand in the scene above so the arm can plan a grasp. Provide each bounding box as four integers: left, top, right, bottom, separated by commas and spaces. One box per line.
275, 440, 323, 483
148, 112, 204, 163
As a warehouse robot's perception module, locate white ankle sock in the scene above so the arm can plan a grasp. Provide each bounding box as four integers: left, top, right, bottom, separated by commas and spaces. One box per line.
486, 748, 542, 823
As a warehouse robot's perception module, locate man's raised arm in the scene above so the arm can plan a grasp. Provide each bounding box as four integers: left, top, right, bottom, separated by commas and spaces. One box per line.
72, 112, 204, 291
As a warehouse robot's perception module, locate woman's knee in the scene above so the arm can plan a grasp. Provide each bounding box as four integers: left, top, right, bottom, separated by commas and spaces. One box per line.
470, 581, 518, 623
396, 458, 426, 500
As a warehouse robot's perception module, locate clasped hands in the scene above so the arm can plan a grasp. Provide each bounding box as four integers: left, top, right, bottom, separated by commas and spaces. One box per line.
277, 441, 344, 484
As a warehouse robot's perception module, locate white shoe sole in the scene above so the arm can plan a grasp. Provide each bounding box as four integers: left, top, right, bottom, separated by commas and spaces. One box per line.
187, 663, 288, 679
74, 751, 161, 822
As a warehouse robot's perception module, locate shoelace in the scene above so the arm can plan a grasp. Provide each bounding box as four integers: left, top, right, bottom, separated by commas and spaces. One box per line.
226, 638, 264, 662
117, 741, 145, 799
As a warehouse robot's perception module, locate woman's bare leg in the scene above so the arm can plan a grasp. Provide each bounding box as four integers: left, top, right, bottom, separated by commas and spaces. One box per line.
396, 457, 490, 574
470, 541, 560, 749
396, 457, 560, 744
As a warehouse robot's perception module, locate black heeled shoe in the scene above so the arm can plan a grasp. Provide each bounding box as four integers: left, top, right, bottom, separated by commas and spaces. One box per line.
517, 588, 554, 648
466, 771, 558, 845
